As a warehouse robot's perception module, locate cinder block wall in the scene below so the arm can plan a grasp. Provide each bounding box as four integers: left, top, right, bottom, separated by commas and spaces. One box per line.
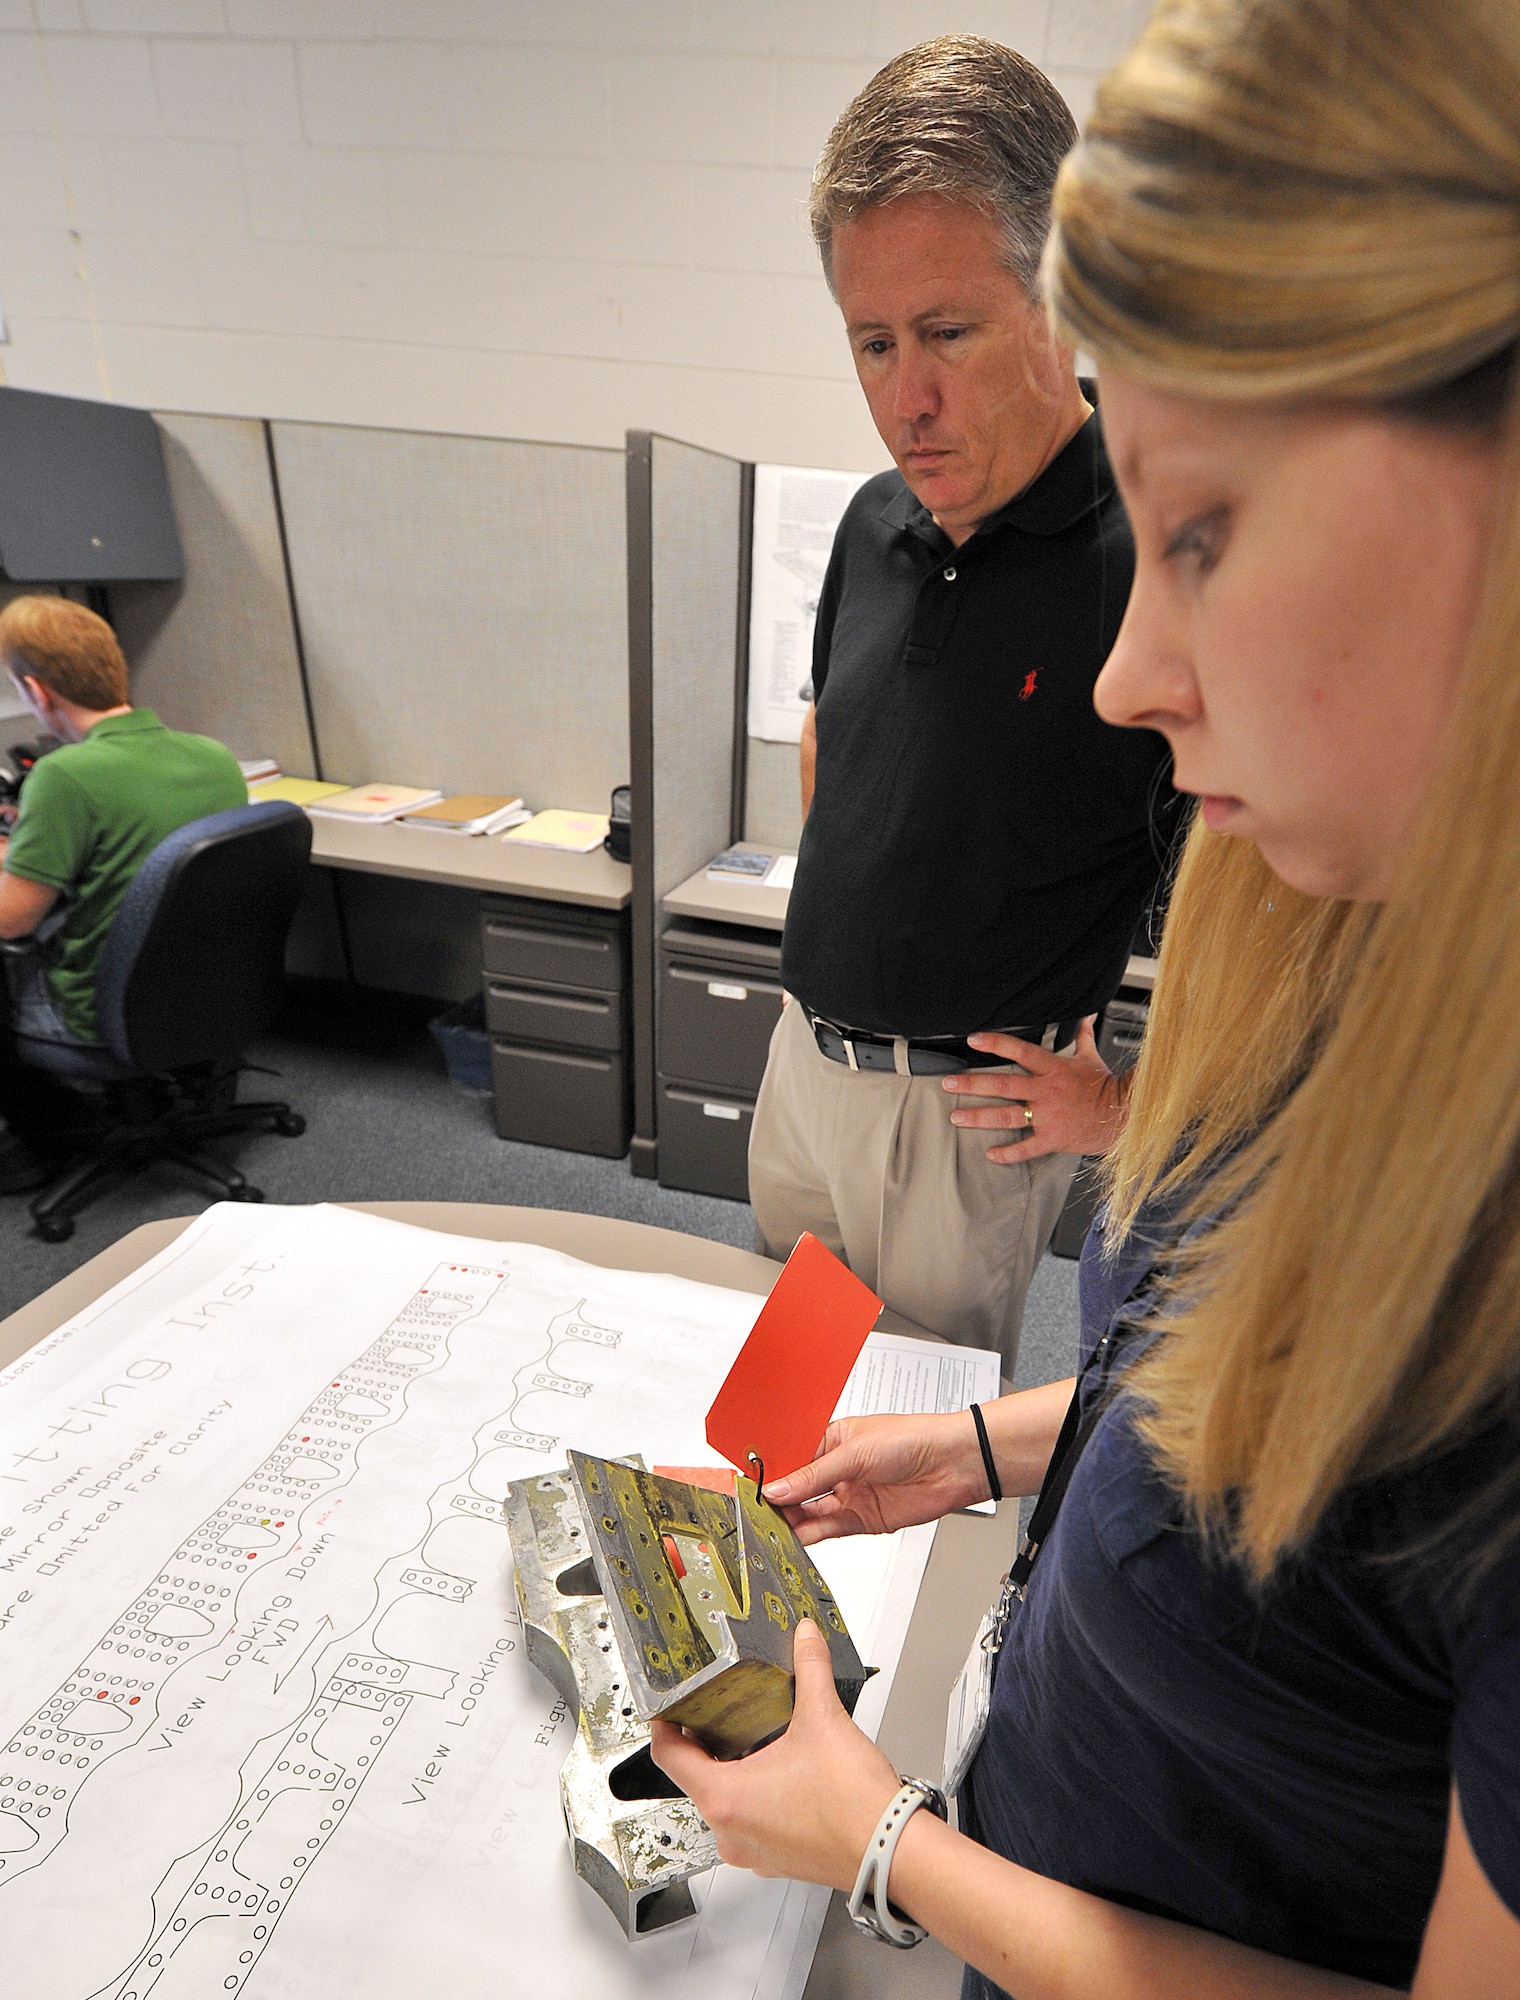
0, 1, 1148, 468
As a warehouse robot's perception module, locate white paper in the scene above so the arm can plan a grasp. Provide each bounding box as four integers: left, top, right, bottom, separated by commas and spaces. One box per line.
836, 1332, 1002, 1517
747, 464, 874, 743
836, 1329, 1000, 1424
763, 854, 797, 890
0, 1203, 935, 2000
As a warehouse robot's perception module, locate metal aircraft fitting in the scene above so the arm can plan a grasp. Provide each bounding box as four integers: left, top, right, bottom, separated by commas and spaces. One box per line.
505, 1452, 872, 1937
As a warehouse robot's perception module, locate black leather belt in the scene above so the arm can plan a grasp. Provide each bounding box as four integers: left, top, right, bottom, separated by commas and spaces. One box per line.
805, 1009, 1081, 1076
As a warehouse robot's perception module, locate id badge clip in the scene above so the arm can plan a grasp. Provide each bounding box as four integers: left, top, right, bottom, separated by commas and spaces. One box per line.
942, 1569, 1019, 1795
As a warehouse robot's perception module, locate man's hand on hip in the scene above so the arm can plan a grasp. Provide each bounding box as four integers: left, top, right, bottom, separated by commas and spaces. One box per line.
942, 1016, 1129, 1162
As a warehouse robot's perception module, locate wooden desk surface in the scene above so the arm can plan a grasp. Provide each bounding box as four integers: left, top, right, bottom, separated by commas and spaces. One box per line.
0, 1201, 1011, 2000
309, 817, 631, 909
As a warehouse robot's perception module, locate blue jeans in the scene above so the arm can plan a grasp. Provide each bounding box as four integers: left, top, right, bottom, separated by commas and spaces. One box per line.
1, 956, 101, 1142
8, 956, 83, 1048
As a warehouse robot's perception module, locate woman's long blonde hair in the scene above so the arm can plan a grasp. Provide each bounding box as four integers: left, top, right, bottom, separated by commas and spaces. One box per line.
1046, 0, 1520, 1576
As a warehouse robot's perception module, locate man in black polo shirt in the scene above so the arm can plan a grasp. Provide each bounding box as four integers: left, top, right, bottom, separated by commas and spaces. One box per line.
749, 39, 1178, 1378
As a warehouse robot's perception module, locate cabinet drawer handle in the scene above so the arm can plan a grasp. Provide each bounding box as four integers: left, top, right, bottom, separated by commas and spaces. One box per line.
702, 1102, 742, 1121
707, 981, 748, 1001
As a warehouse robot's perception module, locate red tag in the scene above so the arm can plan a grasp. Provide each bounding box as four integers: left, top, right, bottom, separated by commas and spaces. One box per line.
652, 1465, 737, 1496
705, 1233, 883, 1486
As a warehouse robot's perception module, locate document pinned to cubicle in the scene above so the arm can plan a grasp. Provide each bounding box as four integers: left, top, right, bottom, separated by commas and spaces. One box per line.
747, 462, 874, 743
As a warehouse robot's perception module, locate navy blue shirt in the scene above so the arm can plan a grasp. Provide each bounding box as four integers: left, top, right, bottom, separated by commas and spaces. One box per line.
963, 1203, 1520, 1994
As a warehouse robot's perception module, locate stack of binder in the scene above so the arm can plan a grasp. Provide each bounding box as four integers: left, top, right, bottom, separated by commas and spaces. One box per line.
398, 794, 529, 836
305, 783, 443, 822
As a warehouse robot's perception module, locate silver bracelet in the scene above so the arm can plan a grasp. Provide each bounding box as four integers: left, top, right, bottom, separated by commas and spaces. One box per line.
847, 1777, 948, 1948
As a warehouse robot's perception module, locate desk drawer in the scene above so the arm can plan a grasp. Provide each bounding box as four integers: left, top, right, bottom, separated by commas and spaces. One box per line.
481, 913, 624, 994
656, 1081, 754, 1202
485, 978, 623, 1052
660, 960, 783, 1095
492, 1038, 630, 1158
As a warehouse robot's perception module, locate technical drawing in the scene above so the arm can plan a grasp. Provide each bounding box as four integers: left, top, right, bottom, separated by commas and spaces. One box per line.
494, 1299, 622, 1454
0, 1261, 503, 1899
0, 1207, 929, 2000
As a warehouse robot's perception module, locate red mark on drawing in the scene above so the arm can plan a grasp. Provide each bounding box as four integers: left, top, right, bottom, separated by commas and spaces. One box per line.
1019, 670, 1038, 701
96, 1691, 108, 1700
129, 1697, 139, 1705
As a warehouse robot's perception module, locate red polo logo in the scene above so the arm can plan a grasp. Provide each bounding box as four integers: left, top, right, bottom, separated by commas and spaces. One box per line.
1019, 670, 1038, 701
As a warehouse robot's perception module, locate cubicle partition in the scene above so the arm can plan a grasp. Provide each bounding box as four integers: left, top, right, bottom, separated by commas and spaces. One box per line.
269, 421, 627, 999
625, 431, 747, 1178
268, 423, 627, 809
113, 411, 629, 1006
742, 737, 804, 852
111, 412, 315, 783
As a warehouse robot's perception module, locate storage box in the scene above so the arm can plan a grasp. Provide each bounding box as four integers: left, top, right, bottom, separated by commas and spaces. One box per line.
429, 994, 493, 1095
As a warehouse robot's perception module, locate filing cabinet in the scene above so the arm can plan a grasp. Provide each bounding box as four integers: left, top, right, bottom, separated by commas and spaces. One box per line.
657, 920, 784, 1200
481, 895, 631, 1158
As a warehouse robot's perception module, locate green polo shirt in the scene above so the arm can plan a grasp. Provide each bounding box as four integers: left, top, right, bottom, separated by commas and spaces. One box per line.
3, 708, 246, 1041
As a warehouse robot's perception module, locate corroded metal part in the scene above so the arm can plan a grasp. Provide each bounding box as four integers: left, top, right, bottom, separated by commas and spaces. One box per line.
567, 1452, 873, 1761
503, 1463, 718, 1937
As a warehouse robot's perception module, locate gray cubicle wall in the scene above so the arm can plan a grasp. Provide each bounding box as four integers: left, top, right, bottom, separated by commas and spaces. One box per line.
268, 420, 628, 999
627, 431, 746, 1177
110, 411, 349, 984
113, 413, 316, 779
744, 738, 804, 851
269, 422, 626, 803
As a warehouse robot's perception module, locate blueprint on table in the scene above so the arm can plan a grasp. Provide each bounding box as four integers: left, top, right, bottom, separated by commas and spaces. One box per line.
0, 1203, 935, 2000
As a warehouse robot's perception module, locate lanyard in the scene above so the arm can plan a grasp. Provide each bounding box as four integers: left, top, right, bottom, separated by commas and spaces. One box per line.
982, 1331, 1115, 1658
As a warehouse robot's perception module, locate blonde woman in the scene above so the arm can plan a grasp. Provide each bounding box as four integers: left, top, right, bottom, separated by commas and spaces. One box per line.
652, 3, 1520, 1994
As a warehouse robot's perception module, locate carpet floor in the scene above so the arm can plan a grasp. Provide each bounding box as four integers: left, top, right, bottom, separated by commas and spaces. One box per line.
0, 980, 1081, 1393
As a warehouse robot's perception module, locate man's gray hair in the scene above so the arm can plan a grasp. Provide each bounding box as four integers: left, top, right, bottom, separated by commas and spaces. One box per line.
809, 37, 1078, 298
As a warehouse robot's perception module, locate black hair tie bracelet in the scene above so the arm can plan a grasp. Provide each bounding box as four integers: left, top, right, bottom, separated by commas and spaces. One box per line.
970, 1402, 1002, 1504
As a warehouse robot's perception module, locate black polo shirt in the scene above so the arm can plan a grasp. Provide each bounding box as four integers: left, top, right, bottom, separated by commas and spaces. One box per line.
781, 411, 1178, 1038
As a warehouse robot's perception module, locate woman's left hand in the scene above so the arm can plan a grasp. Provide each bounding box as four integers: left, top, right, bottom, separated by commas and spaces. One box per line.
649, 1618, 900, 1892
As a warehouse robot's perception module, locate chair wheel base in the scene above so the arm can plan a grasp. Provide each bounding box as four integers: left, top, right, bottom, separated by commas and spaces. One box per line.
274, 1112, 305, 1137
34, 1214, 75, 1243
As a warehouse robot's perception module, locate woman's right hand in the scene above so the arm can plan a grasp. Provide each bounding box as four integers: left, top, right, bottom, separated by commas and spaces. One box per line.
762, 1380, 1077, 1545
762, 1411, 990, 1544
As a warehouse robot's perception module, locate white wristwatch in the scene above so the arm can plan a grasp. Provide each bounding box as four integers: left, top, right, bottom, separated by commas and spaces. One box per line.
847, 1777, 948, 1947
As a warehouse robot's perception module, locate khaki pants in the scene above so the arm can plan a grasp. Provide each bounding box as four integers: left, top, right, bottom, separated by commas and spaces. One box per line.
748, 1000, 1077, 1385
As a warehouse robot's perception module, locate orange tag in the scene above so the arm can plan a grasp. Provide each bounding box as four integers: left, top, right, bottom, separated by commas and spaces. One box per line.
705, 1233, 883, 1486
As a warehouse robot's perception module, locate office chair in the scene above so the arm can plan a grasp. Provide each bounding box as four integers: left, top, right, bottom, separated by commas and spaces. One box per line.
1, 799, 313, 1242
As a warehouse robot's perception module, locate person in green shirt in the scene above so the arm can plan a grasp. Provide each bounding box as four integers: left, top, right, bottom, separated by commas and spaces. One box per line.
0, 594, 246, 1191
